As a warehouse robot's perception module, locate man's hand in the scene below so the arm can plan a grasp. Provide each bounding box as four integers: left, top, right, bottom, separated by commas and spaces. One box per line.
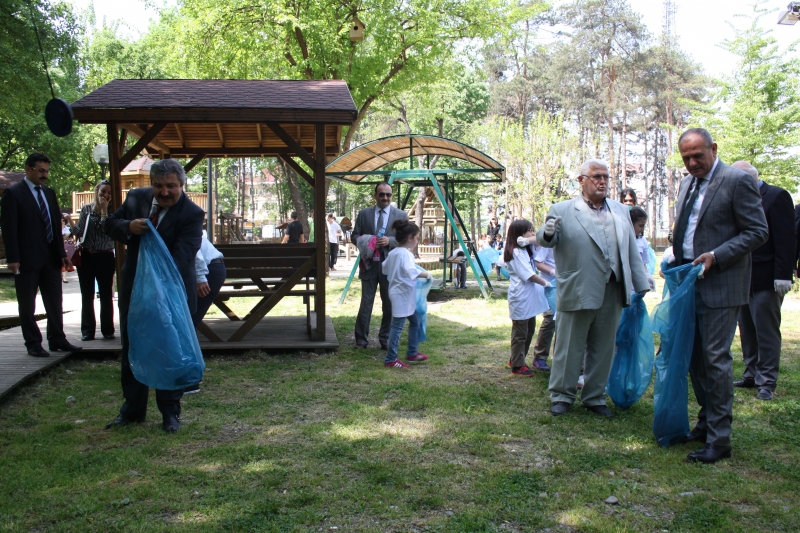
375, 236, 390, 247
96, 196, 108, 214
197, 282, 210, 297
129, 218, 150, 235
692, 252, 714, 274
775, 279, 793, 296
8, 262, 20, 275
62, 257, 72, 270
543, 216, 562, 238
647, 275, 656, 292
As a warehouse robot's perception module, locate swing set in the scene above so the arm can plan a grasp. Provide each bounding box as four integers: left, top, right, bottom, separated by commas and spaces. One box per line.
325, 134, 505, 302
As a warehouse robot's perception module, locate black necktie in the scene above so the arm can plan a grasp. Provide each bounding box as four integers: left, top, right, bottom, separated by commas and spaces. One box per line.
34, 186, 53, 243
673, 177, 703, 264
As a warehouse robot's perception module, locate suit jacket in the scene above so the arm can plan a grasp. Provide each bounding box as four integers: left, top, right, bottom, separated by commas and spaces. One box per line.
103, 187, 204, 313
351, 205, 408, 276
0, 180, 66, 271
674, 160, 768, 308
536, 197, 649, 311
749, 182, 795, 291
794, 203, 800, 272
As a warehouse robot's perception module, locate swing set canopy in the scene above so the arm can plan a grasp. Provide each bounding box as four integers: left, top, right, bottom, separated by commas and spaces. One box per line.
326, 134, 505, 182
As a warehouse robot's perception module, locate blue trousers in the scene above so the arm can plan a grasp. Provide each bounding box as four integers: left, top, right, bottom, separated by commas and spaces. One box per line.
386, 313, 420, 363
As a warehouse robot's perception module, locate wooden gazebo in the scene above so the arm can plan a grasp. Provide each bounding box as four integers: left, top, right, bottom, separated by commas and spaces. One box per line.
69, 79, 357, 347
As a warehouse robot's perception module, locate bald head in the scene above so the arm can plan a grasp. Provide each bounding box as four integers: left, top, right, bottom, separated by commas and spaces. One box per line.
731, 160, 759, 180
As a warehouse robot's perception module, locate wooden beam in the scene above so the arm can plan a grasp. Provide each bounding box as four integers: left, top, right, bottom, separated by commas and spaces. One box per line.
216, 124, 225, 147
196, 322, 223, 342
174, 124, 185, 148
265, 122, 316, 169
107, 124, 125, 291
256, 123, 263, 147
118, 123, 172, 155
164, 147, 339, 157
227, 256, 315, 341
183, 154, 206, 174
278, 154, 315, 187
71, 108, 358, 125
118, 129, 128, 157
118, 122, 167, 170
314, 123, 327, 341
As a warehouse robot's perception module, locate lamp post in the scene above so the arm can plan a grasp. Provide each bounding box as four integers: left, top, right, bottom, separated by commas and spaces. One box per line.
92, 143, 109, 179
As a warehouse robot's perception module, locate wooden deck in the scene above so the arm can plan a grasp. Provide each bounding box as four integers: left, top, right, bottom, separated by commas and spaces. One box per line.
0, 303, 339, 401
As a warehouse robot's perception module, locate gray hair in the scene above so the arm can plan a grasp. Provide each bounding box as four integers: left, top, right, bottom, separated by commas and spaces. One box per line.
732, 160, 759, 180
678, 128, 714, 149
580, 159, 609, 176
150, 159, 186, 186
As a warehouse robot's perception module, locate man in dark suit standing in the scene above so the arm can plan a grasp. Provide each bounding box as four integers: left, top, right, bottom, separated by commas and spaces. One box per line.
0, 153, 82, 357
351, 181, 407, 349
103, 159, 204, 433
731, 161, 795, 401
671, 129, 768, 463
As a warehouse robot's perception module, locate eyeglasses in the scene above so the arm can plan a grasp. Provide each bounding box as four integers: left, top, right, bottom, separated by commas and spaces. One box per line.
581, 174, 610, 182
377, 192, 393, 198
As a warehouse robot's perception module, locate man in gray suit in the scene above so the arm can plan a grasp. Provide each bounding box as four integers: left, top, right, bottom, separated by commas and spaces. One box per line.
352, 182, 408, 349
671, 129, 768, 463
537, 159, 650, 418
731, 161, 795, 401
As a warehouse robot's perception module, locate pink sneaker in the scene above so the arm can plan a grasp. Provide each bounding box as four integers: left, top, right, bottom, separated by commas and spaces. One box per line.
406, 353, 429, 363
385, 359, 410, 368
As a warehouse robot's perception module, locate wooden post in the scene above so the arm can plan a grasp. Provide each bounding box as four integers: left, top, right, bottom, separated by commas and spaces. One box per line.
107, 123, 125, 288
314, 124, 326, 341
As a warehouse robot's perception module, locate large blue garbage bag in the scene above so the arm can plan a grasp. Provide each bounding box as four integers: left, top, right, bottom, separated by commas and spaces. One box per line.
606, 292, 654, 408
415, 266, 434, 342
650, 260, 704, 447
647, 246, 657, 275
477, 248, 499, 275
128, 221, 205, 390
544, 279, 557, 316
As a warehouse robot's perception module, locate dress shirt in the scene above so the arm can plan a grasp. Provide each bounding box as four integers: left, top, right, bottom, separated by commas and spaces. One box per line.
583, 196, 608, 222
24, 177, 51, 220
328, 221, 341, 244
149, 200, 169, 226
373, 206, 389, 235
195, 234, 224, 282
682, 158, 719, 260
70, 204, 114, 250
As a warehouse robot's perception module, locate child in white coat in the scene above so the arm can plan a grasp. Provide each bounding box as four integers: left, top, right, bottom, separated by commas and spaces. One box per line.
381, 219, 431, 368
505, 219, 550, 376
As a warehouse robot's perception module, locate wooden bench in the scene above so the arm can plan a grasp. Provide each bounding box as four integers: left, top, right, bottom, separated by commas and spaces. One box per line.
199, 243, 318, 342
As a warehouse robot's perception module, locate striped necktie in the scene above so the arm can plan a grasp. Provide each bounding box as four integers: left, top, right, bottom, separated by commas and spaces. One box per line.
34, 186, 53, 243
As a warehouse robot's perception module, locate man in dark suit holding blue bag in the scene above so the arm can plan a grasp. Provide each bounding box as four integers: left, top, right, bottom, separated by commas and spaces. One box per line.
103, 159, 204, 433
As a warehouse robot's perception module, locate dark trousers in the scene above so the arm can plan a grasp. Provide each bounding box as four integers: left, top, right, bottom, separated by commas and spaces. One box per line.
533, 310, 555, 360
354, 264, 392, 346
76, 251, 115, 338
15, 262, 65, 349
689, 291, 739, 447
329, 243, 339, 269
453, 262, 466, 287
738, 290, 783, 391
510, 316, 536, 368
118, 292, 182, 420
191, 262, 226, 327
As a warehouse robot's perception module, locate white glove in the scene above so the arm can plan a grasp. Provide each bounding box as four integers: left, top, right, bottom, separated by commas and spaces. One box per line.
517, 236, 530, 247
647, 275, 656, 292
541, 280, 552, 288
775, 279, 793, 296
543, 216, 562, 238
662, 246, 675, 265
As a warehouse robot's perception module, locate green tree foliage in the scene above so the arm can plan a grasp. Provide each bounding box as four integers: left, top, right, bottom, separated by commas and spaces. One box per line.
691, 3, 800, 191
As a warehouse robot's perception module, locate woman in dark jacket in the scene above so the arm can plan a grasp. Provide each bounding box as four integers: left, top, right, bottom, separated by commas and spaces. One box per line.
487, 215, 501, 248
67, 180, 116, 341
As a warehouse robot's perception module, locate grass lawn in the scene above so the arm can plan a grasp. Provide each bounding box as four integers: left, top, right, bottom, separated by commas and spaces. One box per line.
0, 276, 16, 303
1, 275, 799, 532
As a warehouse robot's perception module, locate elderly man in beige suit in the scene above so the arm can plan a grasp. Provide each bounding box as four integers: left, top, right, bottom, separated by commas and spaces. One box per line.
537, 159, 650, 418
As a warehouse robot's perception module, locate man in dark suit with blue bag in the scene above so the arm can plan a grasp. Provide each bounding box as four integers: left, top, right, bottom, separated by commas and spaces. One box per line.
103, 159, 204, 433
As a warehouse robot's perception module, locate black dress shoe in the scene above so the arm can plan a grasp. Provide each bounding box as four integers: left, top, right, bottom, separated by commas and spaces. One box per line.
105, 415, 140, 430
48, 341, 83, 352
585, 404, 614, 418
355, 343, 368, 349
680, 427, 708, 443
81, 335, 95, 341
102, 334, 116, 340
686, 444, 731, 464
757, 388, 773, 400
380, 343, 388, 350
162, 415, 181, 433
550, 401, 571, 416
733, 377, 756, 388
27, 346, 50, 357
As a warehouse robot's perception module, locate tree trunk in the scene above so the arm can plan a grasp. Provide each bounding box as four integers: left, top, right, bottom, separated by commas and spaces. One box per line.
621, 117, 628, 190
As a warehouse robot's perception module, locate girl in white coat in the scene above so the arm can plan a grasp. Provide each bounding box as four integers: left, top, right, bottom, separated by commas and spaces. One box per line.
505, 219, 550, 376
381, 220, 431, 368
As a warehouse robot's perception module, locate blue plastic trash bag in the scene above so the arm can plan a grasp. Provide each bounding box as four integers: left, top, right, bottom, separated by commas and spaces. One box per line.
128, 221, 205, 390
647, 246, 657, 275
544, 279, 557, 316
477, 248, 499, 275
650, 260, 704, 447
606, 292, 654, 408
415, 266, 434, 342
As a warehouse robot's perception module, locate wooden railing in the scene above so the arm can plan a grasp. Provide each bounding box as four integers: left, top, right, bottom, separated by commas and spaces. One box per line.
72, 190, 208, 214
